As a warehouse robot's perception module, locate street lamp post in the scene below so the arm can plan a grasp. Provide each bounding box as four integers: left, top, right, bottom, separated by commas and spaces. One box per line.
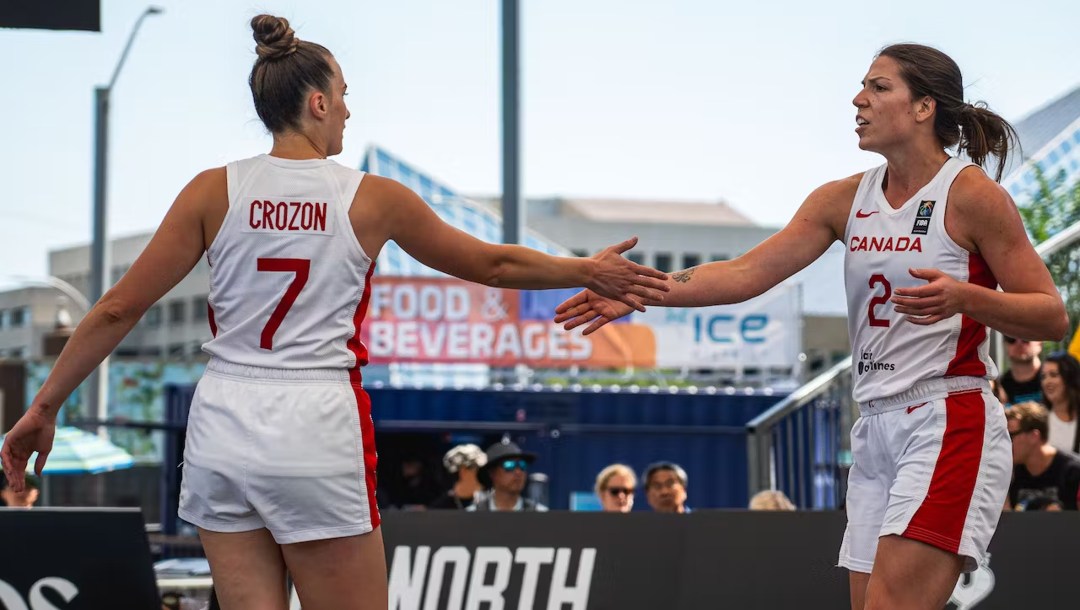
87, 6, 164, 437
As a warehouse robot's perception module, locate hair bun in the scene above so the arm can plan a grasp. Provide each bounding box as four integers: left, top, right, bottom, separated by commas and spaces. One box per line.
251, 14, 300, 60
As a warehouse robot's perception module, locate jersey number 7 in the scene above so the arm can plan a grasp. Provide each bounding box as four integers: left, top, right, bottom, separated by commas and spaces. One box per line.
257, 258, 311, 350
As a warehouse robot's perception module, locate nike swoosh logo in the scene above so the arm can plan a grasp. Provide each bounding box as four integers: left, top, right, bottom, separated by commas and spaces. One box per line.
856, 210, 879, 218
906, 402, 928, 414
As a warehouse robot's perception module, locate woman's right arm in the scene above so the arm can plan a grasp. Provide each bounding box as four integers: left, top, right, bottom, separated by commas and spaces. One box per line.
32, 169, 224, 416
359, 176, 670, 308
555, 176, 857, 333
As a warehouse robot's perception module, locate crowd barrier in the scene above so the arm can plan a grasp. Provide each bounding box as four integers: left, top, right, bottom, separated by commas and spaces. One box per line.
1, 508, 1077, 609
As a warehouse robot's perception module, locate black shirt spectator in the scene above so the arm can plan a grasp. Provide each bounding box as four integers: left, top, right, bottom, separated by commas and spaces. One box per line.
1007, 401, 1080, 511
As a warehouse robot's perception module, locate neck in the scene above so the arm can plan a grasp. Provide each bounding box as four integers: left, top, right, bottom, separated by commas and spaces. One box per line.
1051, 401, 1075, 421
270, 131, 327, 159
1009, 360, 1040, 382
492, 488, 520, 510
881, 145, 950, 205
1024, 444, 1057, 476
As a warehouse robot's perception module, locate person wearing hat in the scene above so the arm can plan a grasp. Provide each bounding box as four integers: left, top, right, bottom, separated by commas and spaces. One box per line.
430, 443, 488, 510
0, 471, 39, 508
467, 440, 547, 512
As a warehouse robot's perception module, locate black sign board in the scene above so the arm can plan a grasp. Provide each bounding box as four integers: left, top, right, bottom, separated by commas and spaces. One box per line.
0, 1, 100, 32
0, 508, 159, 609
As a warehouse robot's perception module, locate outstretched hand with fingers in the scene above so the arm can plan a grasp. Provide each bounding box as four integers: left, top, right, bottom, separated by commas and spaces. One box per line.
585, 237, 669, 311
554, 289, 640, 335
0, 406, 57, 493
891, 267, 966, 325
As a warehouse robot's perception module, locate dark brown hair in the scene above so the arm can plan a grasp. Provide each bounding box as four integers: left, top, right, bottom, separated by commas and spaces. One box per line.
1006, 401, 1049, 441
249, 15, 334, 134
878, 43, 1019, 181
1043, 352, 1080, 420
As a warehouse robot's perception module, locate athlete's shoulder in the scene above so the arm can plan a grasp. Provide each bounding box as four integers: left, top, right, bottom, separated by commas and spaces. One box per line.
180, 167, 228, 205
950, 164, 1012, 212
808, 172, 865, 204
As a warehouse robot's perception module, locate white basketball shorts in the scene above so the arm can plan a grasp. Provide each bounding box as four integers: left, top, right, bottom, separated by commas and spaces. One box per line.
838, 376, 1010, 574
178, 359, 379, 544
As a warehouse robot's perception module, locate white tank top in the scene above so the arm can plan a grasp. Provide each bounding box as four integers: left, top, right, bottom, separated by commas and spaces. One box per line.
844, 157, 998, 403
202, 154, 374, 371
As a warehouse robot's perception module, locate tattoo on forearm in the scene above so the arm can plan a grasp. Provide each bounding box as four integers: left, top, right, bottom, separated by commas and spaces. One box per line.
672, 268, 696, 283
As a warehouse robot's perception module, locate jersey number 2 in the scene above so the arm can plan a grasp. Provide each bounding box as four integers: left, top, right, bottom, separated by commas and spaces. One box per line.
868, 274, 891, 328
257, 258, 310, 350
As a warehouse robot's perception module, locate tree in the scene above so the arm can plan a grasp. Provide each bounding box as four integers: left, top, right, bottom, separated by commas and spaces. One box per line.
1016, 165, 1080, 348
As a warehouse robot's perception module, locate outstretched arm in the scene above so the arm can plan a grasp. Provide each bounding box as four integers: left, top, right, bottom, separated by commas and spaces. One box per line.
1, 170, 219, 488
369, 176, 670, 309
555, 177, 856, 333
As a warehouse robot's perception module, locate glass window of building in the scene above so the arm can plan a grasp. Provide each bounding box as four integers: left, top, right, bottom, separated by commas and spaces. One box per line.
683, 253, 701, 269
654, 252, 673, 273
10, 307, 27, 327
145, 305, 162, 327
0, 309, 6, 329
710, 253, 729, 262
192, 297, 208, 322
168, 300, 186, 325
571, 249, 588, 258
627, 252, 644, 265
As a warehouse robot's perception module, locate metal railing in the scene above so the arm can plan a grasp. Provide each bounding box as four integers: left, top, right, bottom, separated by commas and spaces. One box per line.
746, 356, 852, 509
747, 220, 1080, 509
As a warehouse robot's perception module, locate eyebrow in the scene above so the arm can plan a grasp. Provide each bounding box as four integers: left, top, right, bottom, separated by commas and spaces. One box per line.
861, 76, 892, 87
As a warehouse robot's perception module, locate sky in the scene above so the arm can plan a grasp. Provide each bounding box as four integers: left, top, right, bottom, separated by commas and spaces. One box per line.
2, 0, 1079, 288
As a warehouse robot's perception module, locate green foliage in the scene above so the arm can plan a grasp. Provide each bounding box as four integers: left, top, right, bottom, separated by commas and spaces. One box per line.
1017, 165, 1080, 348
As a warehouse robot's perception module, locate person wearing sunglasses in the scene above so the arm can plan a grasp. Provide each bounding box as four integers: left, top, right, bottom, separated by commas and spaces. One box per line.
999, 336, 1044, 405
595, 464, 637, 513
468, 440, 547, 512
1005, 402, 1080, 511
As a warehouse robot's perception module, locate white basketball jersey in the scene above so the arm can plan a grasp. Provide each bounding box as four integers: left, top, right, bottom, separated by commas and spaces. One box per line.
844, 157, 998, 403
202, 155, 374, 370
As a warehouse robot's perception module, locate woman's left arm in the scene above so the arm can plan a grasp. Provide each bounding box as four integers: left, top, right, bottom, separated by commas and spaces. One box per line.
891, 170, 1068, 340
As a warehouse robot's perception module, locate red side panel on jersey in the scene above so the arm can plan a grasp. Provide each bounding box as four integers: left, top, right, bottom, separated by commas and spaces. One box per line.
207, 302, 218, 337
945, 253, 996, 377
903, 390, 985, 553
346, 263, 377, 369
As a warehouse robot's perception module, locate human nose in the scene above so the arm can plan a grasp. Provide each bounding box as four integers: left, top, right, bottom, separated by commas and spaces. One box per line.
853, 89, 868, 108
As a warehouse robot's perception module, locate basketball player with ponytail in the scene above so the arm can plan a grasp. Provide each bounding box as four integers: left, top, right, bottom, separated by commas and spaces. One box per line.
556, 44, 1067, 609
0, 15, 668, 610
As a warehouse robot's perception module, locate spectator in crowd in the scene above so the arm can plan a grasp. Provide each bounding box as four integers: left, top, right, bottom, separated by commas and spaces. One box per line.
1007, 402, 1080, 511
1040, 352, 1080, 455
595, 464, 636, 513
468, 440, 547, 512
0, 472, 39, 508
430, 443, 487, 510
379, 452, 444, 510
749, 489, 796, 511
643, 462, 690, 513
999, 337, 1044, 405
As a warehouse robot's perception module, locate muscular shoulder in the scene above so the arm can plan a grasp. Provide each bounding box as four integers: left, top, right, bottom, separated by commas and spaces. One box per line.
185, 167, 228, 205
946, 166, 1022, 252
949, 166, 1013, 215
798, 173, 865, 238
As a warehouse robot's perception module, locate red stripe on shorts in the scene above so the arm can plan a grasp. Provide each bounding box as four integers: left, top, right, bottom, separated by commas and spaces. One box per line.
348, 377, 380, 529
902, 391, 985, 553
346, 263, 379, 527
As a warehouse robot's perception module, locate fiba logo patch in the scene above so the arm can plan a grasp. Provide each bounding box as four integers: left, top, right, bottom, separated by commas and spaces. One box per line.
912, 200, 935, 235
